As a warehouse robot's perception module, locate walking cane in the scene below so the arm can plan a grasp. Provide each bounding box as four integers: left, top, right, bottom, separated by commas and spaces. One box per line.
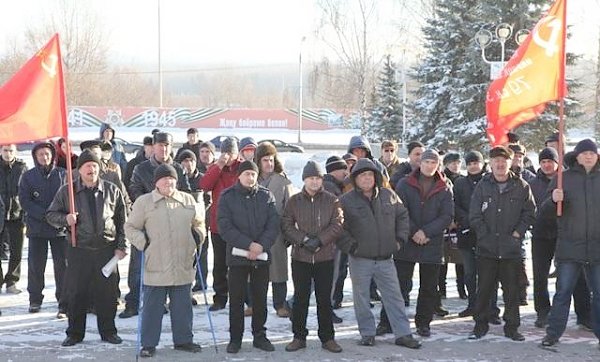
195, 251, 218, 353
136, 250, 145, 361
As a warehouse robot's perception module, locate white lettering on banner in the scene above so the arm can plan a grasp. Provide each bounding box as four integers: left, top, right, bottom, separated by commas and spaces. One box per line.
501, 58, 533, 78
490, 76, 532, 102
141, 110, 177, 127
219, 119, 237, 127
218, 118, 287, 128
533, 16, 562, 57
68, 108, 84, 126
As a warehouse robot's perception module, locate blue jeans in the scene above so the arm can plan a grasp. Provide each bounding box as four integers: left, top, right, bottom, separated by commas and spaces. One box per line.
547, 262, 600, 339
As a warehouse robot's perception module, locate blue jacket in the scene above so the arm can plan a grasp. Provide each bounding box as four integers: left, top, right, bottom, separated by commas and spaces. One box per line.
19, 143, 67, 238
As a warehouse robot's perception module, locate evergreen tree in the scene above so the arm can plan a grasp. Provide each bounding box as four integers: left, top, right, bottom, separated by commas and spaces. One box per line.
370, 55, 403, 141
412, 0, 581, 152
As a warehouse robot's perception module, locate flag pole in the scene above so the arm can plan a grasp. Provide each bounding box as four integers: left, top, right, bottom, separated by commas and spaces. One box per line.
556, 0, 568, 217
55, 33, 77, 246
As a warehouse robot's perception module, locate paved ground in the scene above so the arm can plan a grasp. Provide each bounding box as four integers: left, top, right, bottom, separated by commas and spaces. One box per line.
1, 240, 599, 361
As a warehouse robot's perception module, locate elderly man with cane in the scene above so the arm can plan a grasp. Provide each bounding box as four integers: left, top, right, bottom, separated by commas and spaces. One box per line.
125, 164, 205, 358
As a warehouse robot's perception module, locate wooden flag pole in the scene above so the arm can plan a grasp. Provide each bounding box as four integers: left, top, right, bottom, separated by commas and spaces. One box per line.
556, 97, 565, 216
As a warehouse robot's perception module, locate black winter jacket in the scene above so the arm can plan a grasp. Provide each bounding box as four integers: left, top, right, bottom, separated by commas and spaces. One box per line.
47, 178, 127, 251
453, 171, 485, 249
469, 172, 536, 259
395, 169, 454, 264
0, 158, 27, 221
323, 174, 345, 197
540, 162, 600, 263
337, 159, 409, 259
217, 182, 279, 267
129, 156, 191, 202
529, 169, 556, 240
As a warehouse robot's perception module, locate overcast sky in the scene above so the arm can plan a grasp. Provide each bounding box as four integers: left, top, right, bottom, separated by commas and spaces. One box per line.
0, 0, 598, 69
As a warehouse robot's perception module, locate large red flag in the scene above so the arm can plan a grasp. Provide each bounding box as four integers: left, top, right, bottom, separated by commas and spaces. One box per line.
486, 0, 567, 146
0, 34, 68, 143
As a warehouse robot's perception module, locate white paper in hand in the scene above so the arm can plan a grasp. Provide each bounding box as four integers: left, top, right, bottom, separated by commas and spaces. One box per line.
101, 255, 120, 278
232, 247, 268, 261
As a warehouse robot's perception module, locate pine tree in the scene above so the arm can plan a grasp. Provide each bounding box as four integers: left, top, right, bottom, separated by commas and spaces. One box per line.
370, 55, 403, 141
412, 0, 581, 152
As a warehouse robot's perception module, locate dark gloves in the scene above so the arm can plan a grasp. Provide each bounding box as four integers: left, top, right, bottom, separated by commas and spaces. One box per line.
303, 237, 322, 253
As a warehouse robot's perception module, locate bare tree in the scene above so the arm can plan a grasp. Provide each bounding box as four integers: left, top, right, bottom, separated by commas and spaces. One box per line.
596, 26, 600, 140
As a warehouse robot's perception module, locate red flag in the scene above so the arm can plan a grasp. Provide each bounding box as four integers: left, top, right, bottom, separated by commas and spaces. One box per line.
486, 0, 567, 146
0, 34, 68, 143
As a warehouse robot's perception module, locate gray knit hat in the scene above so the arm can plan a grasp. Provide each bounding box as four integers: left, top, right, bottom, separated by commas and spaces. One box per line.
220, 137, 239, 155
302, 160, 324, 180
153, 163, 178, 184
421, 149, 440, 163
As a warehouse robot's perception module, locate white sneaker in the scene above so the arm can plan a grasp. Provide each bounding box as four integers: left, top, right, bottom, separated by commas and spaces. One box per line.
6, 285, 22, 294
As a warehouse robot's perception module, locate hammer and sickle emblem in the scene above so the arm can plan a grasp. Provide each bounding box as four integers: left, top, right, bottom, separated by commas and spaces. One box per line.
41, 54, 58, 78
532, 16, 562, 57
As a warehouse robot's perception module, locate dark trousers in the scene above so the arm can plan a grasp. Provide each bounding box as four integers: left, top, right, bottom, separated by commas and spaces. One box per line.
27, 236, 67, 308
0, 220, 24, 287
65, 246, 119, 340
396, 260, 440, 328
460, 247, 500, 315
124, 245, 141, 310
228, 264, 269, 342
291, 259, 335, 342
532, 237, 591, 322
474, 257, 521, 332
212, 233, 229, 306
332, 251, 348, 306
438, 263, 465, 296
272, 282, 287, 310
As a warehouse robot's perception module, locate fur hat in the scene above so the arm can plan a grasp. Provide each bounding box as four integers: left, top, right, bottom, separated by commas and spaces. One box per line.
464, 151, 484, 164
143, 136, 154, 146
79, 140, 102, 151
153, 132, 173, 145
77, 149, 101, 169
153, 163, 178, 184
255, 141, 284, 174
443, 152, 460, 166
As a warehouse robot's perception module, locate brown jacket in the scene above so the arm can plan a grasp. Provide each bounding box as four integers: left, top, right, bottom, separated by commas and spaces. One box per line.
281, 187, 343, 264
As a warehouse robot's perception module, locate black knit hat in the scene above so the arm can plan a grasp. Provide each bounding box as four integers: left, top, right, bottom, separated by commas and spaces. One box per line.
325, 156, 347, 173
574, 139, 598, 156
302, 160, 324, 180
153, 132, 173, 145
153, 163, 178, 184
77, 149, 101, 169
539, 147, 559, 164
220, 137, 239, 155
464, 151, 483, 164
443, 152, 460, 166
237, 160, 259, 176
489, 146, 513, 159
177, 149, 197, 163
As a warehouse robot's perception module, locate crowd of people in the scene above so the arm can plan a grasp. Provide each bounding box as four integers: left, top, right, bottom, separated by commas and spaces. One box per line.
1, 125, 600, 357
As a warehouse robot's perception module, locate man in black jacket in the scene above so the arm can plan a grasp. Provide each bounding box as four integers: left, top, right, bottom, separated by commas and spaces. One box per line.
0, 144, 27, 294
394, 149, 454, 338
217, 160, 280, 354
391, 141, 424, 188
337, 159, 420, 349
541, 139, 600, 347
47, 150, 127, 347
468, 146, 536, 341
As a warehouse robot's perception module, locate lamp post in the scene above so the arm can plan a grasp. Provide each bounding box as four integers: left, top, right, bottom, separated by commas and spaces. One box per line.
475, 23, 530, 79
297, 36, 306, 144
158, 0, 163, 107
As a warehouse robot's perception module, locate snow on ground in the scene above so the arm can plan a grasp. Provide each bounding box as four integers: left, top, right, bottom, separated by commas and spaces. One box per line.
1, 237, 599, 361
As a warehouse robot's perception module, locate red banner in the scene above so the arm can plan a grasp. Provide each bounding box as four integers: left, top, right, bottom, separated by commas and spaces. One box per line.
486, 0, 567, 146
0, 34, 68, 143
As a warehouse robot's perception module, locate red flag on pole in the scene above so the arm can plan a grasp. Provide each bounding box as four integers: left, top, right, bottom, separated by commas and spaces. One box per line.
486, 0, 567, 146
0, 33, 68, 143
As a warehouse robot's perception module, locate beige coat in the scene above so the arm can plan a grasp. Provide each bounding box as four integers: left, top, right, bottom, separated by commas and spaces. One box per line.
125, 189, 205, 286
259, 172, 294, 283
